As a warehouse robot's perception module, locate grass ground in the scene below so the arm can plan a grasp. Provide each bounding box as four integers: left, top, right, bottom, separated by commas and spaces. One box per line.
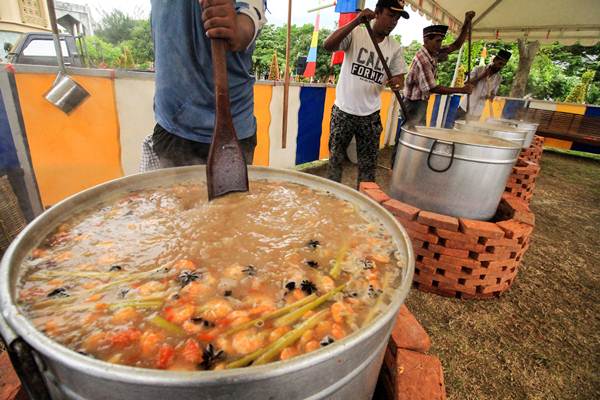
303, 148, 600, 400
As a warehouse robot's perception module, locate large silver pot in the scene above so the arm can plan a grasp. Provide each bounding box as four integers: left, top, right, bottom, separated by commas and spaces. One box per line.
454, 120, 529, 149
0, 166, 414, 400
484, 118, 538, 148
391, 127, 521, 220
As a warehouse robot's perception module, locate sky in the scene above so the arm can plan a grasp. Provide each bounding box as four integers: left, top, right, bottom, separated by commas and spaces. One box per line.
67, 0, 432, 46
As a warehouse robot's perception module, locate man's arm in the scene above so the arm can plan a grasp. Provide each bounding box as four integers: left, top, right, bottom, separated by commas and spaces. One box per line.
439, 11, 475, 56
323, 9, 375, 52
430, 84, 472, 95
201, 0, 266, 52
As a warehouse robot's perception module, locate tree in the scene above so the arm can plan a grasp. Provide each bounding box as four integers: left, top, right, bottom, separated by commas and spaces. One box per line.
510, 39, 541, 97
565, 70, 596, 103
95, 10, 137, 45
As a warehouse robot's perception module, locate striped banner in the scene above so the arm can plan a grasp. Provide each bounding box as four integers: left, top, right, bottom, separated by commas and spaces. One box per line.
304, 14, 321, 78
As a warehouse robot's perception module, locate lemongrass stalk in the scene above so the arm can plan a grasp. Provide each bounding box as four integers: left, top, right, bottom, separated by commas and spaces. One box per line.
226, 309, 329, 369
273, 284, 345, 328
329, 242, 349, 279
362, 272, 391, 327
149, 316, 185, 335
224, 294, 317, 336
253, 310, 329, 365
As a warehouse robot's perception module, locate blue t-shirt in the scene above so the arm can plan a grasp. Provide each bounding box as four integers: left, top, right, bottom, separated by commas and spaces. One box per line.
151, 0, 262, 143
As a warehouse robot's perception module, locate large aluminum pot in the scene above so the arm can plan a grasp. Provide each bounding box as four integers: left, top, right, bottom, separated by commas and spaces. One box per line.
0, 166, 414, 400
454, 120, 529, 149
391, 127, 521, 220
484, 118, 538, 148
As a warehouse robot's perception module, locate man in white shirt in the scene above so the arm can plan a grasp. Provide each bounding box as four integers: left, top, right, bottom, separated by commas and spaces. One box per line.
456, 49, 512, 121
323, 0, 408, 187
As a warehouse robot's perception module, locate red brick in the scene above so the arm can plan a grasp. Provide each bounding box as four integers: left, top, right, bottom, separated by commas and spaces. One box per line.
444, 239, 486, 253
472, 250, 512, 261
390, 305, 431, 353
513, 210, 535, 226
417, 211, 459, 232
459, 219, 505, 239
438, 254, 480, 267
392, 350, 446, 400
1, 352, 26, 400
414, 246, 436, 259
482, 259, 518, 270
480, 237, 520, 247
363, 189, 390, 204
501, 193, 530, 212
496, 220, 534, 239
383, 199, 420, 221
359, 182, 380, 192
435, 228, 479, 244
406, 229, 439, 244
400, 219, 430, 234
418, 263, 467, 281
427, 244, 470, 259
487, 245, 521, 254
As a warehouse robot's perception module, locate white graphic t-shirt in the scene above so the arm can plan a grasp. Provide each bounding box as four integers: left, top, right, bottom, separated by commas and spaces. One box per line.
334, 25, 407, 116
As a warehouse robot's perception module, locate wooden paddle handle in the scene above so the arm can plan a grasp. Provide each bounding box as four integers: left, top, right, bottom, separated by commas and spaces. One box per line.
211, 39, 234, 138
363, 19, 409, 121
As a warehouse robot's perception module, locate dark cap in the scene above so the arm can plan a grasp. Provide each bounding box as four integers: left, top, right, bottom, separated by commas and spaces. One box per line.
423, 24, 448, 38
376, 0, 410, 19
496, 49, 512, 61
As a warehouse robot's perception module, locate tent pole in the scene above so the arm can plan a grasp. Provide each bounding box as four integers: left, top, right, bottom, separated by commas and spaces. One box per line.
282, 0, 292, 149
450, 43, 464, 87
466, 23, 472, 114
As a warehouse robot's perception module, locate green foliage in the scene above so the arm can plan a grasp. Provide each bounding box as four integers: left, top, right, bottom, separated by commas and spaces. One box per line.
565, 70, 596, 103
95, 10, 137, 45
84, 36, 123, 68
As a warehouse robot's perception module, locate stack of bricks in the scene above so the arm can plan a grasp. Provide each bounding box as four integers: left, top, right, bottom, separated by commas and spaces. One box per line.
359, 183, 535, 299
504, 135, 545, 203
379, 305, 446, 400
519, 135, 545, 164
504, 159, 541, 203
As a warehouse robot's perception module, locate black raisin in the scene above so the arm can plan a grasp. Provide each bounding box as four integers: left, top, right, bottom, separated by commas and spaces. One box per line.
285, 281, 296, 291
47, 287, 69, 298
224, 290, 232, 297
306, 260, 319, 268
109, 265, 122, 272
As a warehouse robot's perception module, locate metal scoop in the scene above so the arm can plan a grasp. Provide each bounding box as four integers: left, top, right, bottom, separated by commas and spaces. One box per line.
43, 0, 89, 114
206, 39, 249, 200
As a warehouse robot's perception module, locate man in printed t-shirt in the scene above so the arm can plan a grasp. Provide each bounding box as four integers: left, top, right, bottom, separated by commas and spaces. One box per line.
323, 0, 409, 187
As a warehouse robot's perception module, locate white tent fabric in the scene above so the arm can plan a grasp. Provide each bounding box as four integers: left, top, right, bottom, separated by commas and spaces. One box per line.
405, 0, 600, 45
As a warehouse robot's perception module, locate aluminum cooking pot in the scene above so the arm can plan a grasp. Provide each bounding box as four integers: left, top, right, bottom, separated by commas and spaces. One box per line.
484, 118, 538, 148
454, 120, 529, 149
0, 166, 414, 400
391, 127, 521, 220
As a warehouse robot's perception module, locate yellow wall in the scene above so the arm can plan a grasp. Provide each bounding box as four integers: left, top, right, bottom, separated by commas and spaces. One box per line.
252, 85, 272, 166
544, 138, 573, 150
319, 87, 337, 160
555, 103, 586, 115
15, 73, 122, 206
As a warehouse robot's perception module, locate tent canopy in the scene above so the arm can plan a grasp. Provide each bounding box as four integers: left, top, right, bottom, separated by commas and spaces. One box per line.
405, 0, 600, 45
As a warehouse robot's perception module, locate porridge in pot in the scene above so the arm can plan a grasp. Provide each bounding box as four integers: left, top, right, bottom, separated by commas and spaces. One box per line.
16, 181, 404, 371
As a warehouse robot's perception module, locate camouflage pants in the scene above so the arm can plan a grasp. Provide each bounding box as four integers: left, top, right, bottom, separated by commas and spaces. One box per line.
327, 105, 383, 187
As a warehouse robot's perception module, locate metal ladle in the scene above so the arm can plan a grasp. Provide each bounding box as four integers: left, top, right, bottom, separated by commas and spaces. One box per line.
43, 0, 89, 114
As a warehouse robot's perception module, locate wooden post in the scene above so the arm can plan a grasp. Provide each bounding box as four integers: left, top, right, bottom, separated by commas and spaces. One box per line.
282, 0, 293, 149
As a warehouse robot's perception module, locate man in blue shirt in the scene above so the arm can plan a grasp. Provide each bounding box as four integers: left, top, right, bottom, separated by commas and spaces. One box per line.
150, 0, 266, 168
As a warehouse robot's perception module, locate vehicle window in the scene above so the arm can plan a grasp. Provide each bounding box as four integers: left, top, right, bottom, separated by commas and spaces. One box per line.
21, 39, 69, 57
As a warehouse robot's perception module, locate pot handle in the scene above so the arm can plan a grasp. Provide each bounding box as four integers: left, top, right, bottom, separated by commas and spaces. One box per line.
0, 313, 51, 400
427, 139, 455, 173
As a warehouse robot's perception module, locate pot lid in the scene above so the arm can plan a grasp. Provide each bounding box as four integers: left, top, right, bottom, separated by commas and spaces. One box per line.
412, 127, 521, 149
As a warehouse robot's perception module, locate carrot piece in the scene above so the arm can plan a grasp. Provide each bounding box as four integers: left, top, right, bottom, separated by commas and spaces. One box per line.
197, 332, 215, 342
156, 344, 175, 369
181, 339, 203, 364
111, 328, 141, 348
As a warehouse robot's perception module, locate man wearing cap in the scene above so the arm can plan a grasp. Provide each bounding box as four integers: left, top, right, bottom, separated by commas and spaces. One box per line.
322, 0, 409, 187
402, 24, 473, 129
455, 49, 512, 121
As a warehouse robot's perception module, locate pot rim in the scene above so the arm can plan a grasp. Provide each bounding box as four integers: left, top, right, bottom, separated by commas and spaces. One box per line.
0, 165, 415, 385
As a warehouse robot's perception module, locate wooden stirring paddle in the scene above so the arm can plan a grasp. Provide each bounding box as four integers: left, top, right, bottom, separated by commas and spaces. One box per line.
206, 39, 249, 200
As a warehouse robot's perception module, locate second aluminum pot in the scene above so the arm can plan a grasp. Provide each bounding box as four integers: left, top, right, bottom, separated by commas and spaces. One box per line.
391, 127, 521, 220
